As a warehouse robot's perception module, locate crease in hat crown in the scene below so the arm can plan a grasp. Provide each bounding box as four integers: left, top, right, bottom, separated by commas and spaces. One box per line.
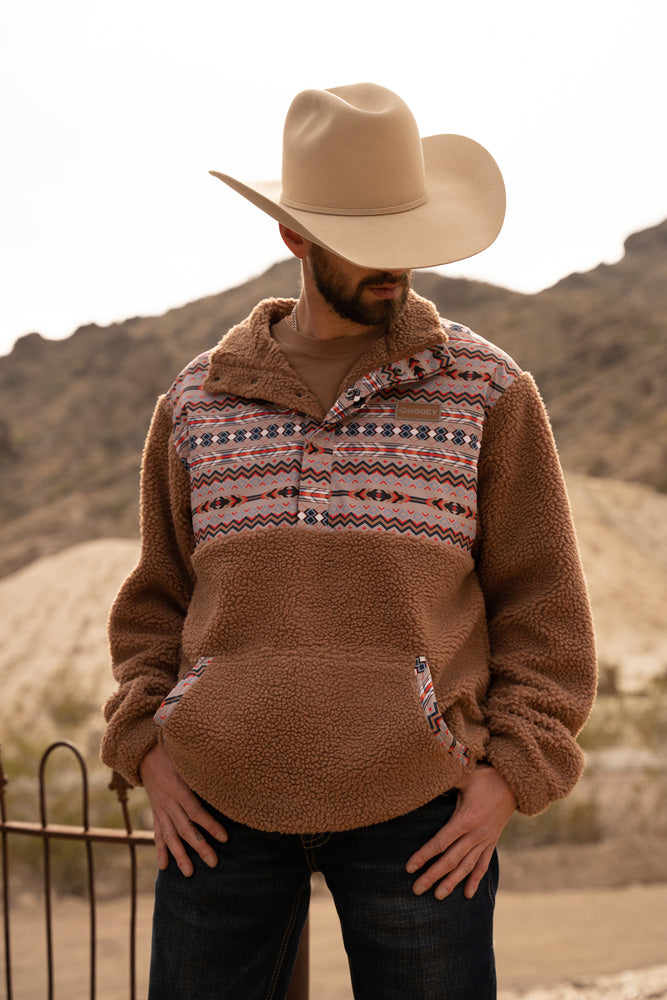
279, 84, 428, 216
209, 81, 506, 270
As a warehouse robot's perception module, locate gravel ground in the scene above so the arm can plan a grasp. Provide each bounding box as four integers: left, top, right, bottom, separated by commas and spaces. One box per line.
499, 965, 667, 999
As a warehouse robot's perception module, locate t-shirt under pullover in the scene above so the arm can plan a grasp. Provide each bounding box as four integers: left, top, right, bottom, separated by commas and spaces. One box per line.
271, 317, 386, 413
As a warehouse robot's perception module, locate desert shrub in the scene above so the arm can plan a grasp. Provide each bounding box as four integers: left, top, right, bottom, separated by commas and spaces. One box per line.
501, 793, 603, 849
648, 664, 667, 695
596, 660, 621, 696
634, 699, 667, 752
577, 697, 626, 750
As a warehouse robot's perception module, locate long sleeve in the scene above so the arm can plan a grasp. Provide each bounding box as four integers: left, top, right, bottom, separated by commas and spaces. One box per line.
473, 372, 597, 815
100, 395, 195, 785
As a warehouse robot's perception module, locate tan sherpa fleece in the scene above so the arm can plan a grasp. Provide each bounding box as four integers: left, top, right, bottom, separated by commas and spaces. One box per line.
101, 293, 597, 831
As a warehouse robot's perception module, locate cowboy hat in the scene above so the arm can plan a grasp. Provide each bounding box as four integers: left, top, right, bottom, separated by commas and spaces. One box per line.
210, 83, 505, 270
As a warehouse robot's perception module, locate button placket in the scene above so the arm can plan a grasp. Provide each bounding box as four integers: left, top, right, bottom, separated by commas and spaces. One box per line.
296, 375, 399, 525
294, 350, 446, 527
297, 426, 334, 525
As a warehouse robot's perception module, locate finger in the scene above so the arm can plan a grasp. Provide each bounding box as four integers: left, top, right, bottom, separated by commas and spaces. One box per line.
159, 813, 196, 877
463, 845, 494, 900
405, 811, 467, 874
411, 833, 481, 895
434, 843, 495, 900
434, 847, 481, 900
168, 808, 220, 871
154, 797, 219, 875
170, 794, 227, 864
155, 772, 229, 847
187, 797, 228, 845
152, 816, 170, 871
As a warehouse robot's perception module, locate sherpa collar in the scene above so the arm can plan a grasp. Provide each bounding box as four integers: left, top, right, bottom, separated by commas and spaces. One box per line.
203, 291, 447, 418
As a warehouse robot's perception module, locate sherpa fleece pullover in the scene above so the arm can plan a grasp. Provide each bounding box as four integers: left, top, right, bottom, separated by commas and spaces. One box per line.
101, 292, 597, 833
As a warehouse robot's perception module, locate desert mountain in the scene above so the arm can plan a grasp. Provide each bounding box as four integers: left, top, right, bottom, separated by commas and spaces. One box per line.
0, 219, 665, 578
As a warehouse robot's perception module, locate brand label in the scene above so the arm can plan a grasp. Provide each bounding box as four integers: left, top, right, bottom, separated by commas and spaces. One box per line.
395, 401, 441, 421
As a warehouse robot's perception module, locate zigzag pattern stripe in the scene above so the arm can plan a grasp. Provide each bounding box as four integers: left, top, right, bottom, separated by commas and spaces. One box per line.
297, 467, 331, 485
336, 443, 477, 471
373, 387, 488, 409
195, 511, 298, 541
194, 485, 299, 515
191, 460, 302, 489
184, 397, 267, 414
332, 459, 474, 491
327, 510, 472, 549
169, 357, 210, 393
414, 655, 470, 764
194, 509, 472, 549
190, 443, 302, 471
447, 340, 521, 378
330, 488, 475, 519
153, 655, 212, 727
193, 463, 332, 492
187, 410, 294, 429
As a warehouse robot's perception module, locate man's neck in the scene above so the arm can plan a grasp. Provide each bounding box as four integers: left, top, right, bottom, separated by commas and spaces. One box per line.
291, 294, 383, 341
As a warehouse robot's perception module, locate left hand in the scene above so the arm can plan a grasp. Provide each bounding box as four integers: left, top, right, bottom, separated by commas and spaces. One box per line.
405, 764, 517, 900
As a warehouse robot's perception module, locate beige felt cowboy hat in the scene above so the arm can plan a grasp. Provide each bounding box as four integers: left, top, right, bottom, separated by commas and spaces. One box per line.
210, 83, 505, 270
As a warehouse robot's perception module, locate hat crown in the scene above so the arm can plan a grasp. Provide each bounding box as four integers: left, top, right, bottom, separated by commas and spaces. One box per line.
280, 83, 427, 216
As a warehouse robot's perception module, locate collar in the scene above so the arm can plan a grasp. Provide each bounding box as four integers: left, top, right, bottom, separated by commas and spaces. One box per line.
203, 291, 448, 419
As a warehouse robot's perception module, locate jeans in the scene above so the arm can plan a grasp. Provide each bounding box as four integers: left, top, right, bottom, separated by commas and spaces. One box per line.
148, 791, 498, 1000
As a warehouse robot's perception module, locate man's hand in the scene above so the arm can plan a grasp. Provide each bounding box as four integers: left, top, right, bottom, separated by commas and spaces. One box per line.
406, 764, 517, 900
139, 743, 228, 876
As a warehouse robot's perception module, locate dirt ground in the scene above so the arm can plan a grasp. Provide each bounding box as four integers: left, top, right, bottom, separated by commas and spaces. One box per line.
3, 878, 667, 999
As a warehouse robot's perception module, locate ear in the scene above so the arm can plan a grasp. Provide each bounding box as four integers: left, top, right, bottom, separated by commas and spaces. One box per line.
279, 224, 311, 260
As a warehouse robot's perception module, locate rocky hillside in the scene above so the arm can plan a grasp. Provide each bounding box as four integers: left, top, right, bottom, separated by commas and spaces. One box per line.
0, 219, 665, 578
417, 220, 667, 489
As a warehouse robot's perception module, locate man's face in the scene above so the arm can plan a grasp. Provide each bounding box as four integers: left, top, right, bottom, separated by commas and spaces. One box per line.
307, 243, 412, 327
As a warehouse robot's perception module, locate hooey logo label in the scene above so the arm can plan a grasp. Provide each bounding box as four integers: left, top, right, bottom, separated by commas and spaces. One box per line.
394, 401, 441, 421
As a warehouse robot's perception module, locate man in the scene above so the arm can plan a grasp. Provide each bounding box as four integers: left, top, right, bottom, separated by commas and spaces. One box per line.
101, 83, 597, 999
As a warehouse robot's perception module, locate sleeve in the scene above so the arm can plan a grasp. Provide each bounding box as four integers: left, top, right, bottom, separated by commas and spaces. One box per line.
100, 394, 196, 785
473, 372, 597, 815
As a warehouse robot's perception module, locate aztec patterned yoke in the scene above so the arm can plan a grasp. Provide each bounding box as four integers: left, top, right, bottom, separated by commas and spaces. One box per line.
101, 293, 597, 833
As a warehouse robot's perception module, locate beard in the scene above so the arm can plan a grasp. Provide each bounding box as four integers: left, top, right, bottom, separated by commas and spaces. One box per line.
307, 245, 411, 327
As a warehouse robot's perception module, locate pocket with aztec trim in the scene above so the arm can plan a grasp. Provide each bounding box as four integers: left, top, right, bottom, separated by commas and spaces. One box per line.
153, 656, 212, 727
413, 655, 470, 766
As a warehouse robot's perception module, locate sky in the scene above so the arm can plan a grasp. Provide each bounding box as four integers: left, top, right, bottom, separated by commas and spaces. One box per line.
1, 0, 666, 356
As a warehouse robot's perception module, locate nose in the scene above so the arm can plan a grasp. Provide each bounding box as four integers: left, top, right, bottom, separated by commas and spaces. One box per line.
386, 269, 406, 277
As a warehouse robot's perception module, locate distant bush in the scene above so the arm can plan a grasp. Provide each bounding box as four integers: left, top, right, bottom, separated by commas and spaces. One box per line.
501, 793, 604, 849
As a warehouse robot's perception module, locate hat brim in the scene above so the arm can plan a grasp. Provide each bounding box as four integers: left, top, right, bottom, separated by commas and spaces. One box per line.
210, 134, 505, 270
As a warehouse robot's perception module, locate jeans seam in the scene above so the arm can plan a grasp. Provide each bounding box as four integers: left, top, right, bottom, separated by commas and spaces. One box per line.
302, 833, 330, 850
486, 850, 497, 905
299, 833, 330, 871
265, 880, 308, 1000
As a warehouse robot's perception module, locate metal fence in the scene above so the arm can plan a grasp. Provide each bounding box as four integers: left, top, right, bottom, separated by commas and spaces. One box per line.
1, 740, 309, 999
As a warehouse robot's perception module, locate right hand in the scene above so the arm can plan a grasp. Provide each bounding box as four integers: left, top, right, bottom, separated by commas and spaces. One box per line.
139, 743, 228, 876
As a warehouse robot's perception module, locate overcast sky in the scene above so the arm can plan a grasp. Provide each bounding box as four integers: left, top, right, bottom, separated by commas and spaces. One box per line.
2, 0, 666, 356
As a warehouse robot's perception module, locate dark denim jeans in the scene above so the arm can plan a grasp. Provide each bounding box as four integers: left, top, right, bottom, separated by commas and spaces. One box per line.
148, 791, 498, 1000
